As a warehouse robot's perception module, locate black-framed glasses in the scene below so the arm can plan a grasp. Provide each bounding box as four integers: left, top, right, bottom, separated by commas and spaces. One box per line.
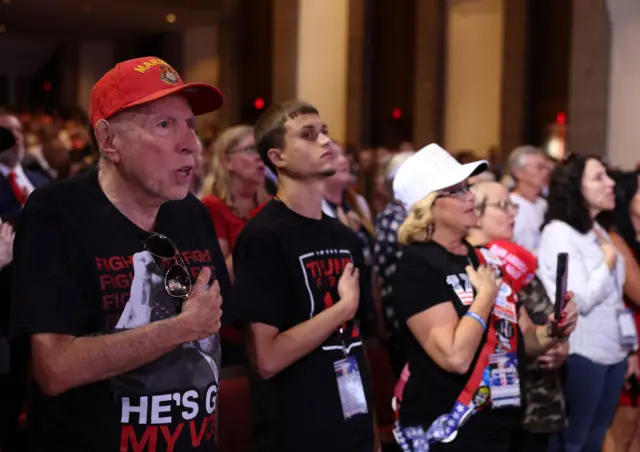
227, 144, 258, 155
483, 199, 520, 213
143, 233, 192, 299
436, 184, 472, 201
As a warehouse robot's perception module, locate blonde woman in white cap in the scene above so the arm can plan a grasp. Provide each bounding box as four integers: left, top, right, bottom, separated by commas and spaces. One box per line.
390, 144, 577, 452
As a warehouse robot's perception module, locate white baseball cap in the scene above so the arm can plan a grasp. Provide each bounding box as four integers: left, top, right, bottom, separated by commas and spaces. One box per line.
393, 143, 488, 211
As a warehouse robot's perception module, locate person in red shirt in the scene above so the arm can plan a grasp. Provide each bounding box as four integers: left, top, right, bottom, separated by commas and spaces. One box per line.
201, 125, 270, 279
201, 125, 270, 366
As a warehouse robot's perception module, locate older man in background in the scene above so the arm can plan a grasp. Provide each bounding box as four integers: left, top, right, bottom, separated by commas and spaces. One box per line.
508, 145, 551, 254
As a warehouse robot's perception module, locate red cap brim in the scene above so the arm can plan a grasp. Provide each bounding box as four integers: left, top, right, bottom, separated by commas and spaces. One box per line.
120, 82, 224, 117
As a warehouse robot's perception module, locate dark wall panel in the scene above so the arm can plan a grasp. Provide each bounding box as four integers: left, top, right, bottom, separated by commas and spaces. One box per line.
368, 0, 416, 148
237, 0, 273, 124
526, 0, 572, 146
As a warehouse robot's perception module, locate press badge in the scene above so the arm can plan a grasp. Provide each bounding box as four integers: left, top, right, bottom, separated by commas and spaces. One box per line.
333, 356, 369, 420
488, 352, 521, 409
618, 308, 639, 349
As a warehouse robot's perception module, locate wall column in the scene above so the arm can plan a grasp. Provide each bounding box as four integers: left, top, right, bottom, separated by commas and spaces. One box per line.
567, 0, 611, 160
413, 0, 447, 148
182, 25, 219, 127
606, 0, 640, 169
272, 0, 351, 144
443, 0, 504, 156
499, 0, 529, 158
215, 0, 242, 128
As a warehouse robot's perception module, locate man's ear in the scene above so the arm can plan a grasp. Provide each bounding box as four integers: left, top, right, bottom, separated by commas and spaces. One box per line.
267, 148, 285, 170
94, 119, 121, 164
511, 167, 523, 182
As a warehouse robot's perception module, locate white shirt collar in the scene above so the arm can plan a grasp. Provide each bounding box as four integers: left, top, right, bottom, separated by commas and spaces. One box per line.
0, 162, 23, 178
0, 163, 35, 194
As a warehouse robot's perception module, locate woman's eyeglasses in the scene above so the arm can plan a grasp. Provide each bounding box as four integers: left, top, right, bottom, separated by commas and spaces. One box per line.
436, 184, 472, 200
227, 144, 258, 155
486, 200, 520, 212
478, 199, 520, 213
143, 234, 192, 299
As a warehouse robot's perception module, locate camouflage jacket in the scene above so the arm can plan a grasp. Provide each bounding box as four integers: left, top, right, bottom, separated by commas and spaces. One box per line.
519, 276, 568, 433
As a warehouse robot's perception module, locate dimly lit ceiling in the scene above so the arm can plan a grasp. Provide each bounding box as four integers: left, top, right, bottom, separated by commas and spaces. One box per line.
0, 0, 229, 40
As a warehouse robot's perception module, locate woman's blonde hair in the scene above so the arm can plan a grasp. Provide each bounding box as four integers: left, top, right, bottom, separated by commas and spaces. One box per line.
398, 192, 439, 245
344, 189, 375, 237
201, 125, 269, 211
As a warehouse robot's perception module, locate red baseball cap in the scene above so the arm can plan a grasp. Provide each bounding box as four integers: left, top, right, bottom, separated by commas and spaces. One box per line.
89, 56, 224, 127
487, 240, 538, 292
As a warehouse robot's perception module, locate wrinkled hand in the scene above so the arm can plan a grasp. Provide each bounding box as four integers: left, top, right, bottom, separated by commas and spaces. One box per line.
337, 262, 360, 321
179, 267, 223, 340
0, 221, 15, 269
465, 264, 501, 300
537, 341, 569, 370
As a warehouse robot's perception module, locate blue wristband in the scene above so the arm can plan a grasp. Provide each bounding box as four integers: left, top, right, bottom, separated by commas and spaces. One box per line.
465, 311, 487, 331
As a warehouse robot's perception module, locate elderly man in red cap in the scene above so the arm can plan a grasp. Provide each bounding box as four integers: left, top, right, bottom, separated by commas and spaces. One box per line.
10, 57, 232, 452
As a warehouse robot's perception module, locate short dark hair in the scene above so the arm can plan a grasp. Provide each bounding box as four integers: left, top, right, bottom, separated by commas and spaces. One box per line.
598, 169, 640, 251
254, 99, 319, 173
543, 154, 604, 234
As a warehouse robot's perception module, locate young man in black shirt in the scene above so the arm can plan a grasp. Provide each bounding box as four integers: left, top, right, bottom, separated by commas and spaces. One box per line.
233, 100, 379, 452
10, 57, 231, 452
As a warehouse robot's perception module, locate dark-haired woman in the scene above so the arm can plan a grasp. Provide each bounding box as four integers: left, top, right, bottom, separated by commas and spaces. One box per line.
538, 155, 632, 452
598, 171, 640, 452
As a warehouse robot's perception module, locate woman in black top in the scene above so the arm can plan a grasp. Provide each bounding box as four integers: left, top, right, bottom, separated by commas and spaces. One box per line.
390, 144, 577, 452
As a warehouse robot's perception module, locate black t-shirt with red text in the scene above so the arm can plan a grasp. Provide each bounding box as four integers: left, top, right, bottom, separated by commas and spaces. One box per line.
10, 169, 232, 452
233, 199, 375, 452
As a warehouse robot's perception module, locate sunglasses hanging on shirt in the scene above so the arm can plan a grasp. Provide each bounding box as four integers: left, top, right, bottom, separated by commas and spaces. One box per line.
143, 233, 192, 301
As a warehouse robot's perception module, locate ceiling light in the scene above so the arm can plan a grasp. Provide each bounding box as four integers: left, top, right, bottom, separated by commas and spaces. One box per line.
166, 13, 177, 24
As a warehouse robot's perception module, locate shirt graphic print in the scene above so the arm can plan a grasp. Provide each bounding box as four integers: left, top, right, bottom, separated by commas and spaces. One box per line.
97, 248, 220, 451
299, 248, 362, 354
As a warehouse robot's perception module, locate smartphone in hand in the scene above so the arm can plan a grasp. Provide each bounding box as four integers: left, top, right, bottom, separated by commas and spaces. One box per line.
551, 253, 569, 337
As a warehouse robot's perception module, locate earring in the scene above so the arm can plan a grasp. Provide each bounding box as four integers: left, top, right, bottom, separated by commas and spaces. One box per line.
427, 223, 434, 238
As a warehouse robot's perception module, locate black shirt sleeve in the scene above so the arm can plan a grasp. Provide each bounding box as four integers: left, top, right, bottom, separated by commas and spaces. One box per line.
233, 225, 288, 329
196, 200, 234, 326
10, 191, 89, 338
392, 246, 454, 322
346, 230, 375, 332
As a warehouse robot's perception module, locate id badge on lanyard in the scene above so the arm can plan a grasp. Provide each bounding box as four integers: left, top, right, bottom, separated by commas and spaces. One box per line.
333, 327, 368, 420
611, 253, 639, 350
618, 308, 639, 350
